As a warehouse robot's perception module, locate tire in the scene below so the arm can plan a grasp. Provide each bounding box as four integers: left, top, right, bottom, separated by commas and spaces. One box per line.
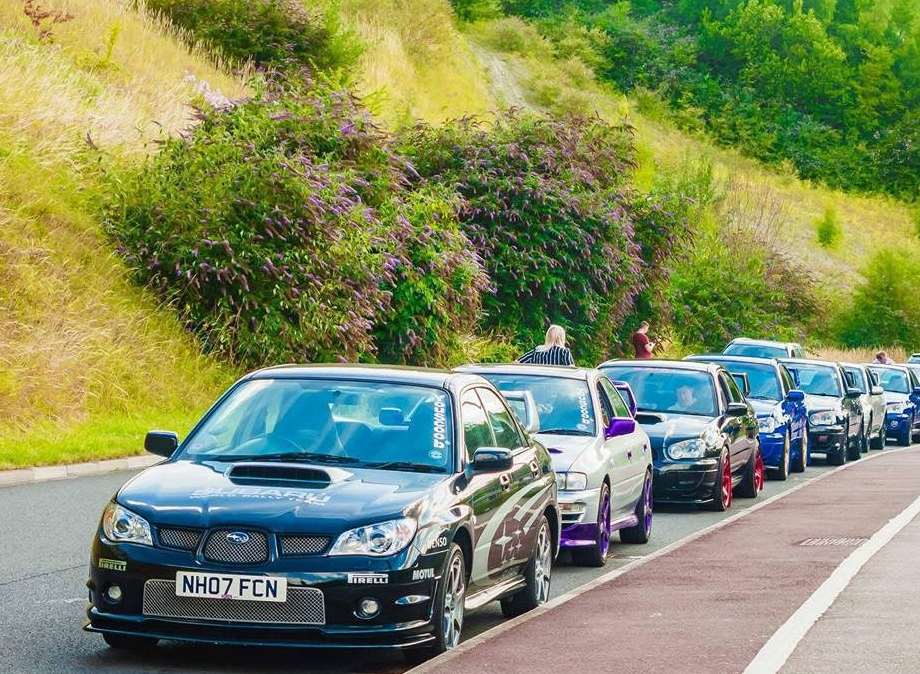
870, 424, 885, 450
860, 423, 870, 453
737, 447, 764, 498
771, 431, 790, 481
792, 431, 808, 473
620, 470, 653, 544
847, 424, 863, 461
412, 543, 466, 659
500, 516, 552, 618
102, 633, 158, 650
828, 432, 847, 465
571, 483, 611, 567
706, 448, 733, 511
898, 415, 913, 446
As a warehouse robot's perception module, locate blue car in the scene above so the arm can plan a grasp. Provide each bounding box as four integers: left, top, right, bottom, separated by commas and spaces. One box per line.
85, 365, 560, 656
866, 364, 920, 446
685, 355, 808, 479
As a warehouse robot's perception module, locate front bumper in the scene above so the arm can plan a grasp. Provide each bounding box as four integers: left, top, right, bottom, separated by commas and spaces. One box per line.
885, 412, 912, 437
558, 487, 601, 548
652, 459, 719, 504
85, 535, 444, 649
758, 430, 786, 468
808, 427, 845, 455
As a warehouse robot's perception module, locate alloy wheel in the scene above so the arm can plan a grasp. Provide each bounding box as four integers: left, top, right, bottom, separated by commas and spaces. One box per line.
597, 490, 611, 559
754, 452, 765, 493
721, 454, 733, 509
534, 523, 552, 604
441, 553, 465, 650
642, 475, 653, 536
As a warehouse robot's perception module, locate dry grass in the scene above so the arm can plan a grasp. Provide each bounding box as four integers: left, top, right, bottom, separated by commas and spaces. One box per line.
0, 0, 245, 467
812, 345, 909, 364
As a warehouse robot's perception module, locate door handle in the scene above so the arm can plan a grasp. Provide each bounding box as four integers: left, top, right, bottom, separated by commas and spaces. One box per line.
626, 450, 633, 461
499, 473, 512, 491
529, 460, 540, 477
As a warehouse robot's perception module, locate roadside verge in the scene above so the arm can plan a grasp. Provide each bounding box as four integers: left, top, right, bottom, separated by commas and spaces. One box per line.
0, 454, 159, 488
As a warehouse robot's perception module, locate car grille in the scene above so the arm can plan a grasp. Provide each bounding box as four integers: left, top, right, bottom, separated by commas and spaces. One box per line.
158, 527, 202, 551
279, 535, 330, 556
203, 529, 268, 564
142, 579, 325, 625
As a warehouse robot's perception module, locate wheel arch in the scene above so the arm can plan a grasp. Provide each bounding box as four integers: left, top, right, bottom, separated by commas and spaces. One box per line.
451, 525, 473, 583
543, 503, 560, 558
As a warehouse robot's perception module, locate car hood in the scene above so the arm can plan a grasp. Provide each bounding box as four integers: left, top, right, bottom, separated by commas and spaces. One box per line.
882, 391, 910, 405
116, 460, 446, 534
534, 433, 596, 473
748, 398, 781, 418
635, 413, 717, 453
804, 393, 842, 413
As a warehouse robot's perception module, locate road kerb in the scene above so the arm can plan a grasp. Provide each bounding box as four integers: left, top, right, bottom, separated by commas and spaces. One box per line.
0, 454, 160, 488
407, 446, 915, 674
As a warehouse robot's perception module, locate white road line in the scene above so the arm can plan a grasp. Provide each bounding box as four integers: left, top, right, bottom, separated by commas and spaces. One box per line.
744, 494, 920, 674
408, 446, 915, 674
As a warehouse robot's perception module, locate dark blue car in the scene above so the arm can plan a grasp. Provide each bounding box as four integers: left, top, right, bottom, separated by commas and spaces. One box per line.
685, 355, 808, 479
867, 364, 920, 446
85, 366, 559, 657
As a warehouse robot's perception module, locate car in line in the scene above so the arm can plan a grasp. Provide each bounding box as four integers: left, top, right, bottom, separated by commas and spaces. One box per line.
455, 364, 652, 567
908, 353, 920, 364
723, 338, 807, 360
597, 360, 763, 511
779, 359, 863, 464
685, 355, 808, 479
866, 363, 920, 446
840, 363, 886, 451
85, 365, 560, 657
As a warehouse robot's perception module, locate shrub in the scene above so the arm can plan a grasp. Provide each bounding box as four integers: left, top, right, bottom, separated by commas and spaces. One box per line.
400, 112, 685, 363
106, 83, 484, 368
141, 0, 358, 73
815, 206, 841, 248
449, 0, 502, 22
836, 249, 920, 349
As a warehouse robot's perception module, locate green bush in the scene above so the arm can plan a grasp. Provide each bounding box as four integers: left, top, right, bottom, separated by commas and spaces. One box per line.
106, 83, 484, 368
449, 0, 503, 21
142, 0, 358, 73
836, 249, 920, 349
815, 206, 841, 248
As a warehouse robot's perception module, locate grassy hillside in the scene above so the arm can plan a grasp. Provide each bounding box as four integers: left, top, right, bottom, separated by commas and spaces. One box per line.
340, 3, 918, 294
0, 0, 246, 468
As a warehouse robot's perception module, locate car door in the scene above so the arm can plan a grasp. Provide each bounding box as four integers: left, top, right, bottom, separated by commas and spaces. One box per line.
593, 380, 632, 519
600, 377, 647, 508
838, 367, 862, 438
459, 388, 506, 591
476, 387, 538, 573
779, 365, 806, 440
866, 368, 885, 436
718, 371, 755, 474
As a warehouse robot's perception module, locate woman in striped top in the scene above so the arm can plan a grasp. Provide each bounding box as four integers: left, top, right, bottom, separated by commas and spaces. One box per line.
517, 325, 575, 366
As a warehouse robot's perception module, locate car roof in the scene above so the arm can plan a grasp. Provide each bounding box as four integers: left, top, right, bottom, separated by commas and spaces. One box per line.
777, 357, 839, 368
866, 363, 910, 372
686, 354, 780, 367
454, 363, 594, 381
598, 358, 720, 374
727, 337, 799, 347
247, 363, 483, 389
839, 362, 867, 369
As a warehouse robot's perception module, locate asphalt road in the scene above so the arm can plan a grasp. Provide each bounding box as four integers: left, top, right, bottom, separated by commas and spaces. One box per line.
0, 459, 840, 674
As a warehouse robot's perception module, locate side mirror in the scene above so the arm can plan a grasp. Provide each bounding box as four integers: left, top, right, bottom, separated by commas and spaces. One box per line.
145, 430, 179, 458
726, 402, 749, 417
786, 389, 805, 403
845, 387, 863, 399
471, 447, 513, 473
605, 418, 636, 439
871, 386, 884, 396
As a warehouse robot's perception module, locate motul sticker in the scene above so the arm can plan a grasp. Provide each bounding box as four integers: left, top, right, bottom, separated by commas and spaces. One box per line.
412, 568, 435, 581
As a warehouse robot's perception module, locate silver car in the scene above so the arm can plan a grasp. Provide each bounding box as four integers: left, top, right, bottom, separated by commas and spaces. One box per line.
840, 363, 886, 450
456, 364, 653, 567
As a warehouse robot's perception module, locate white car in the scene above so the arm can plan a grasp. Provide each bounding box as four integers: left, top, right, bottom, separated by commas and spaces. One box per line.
456, 364, 653, 567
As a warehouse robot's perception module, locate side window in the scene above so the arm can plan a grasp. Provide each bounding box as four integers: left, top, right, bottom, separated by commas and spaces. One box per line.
477, 388, 525, 450
792, 346, 805, 358
867, 369, 879, 387
460, 390, 494, 459
595, 383, 613, 429
720, 372, 743, 403
843, 369, 856, 389
779, 366, 795, 393
600, 378, 631, 418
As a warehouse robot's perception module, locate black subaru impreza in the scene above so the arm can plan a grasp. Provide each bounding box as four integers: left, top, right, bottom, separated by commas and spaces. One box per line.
85, 365, 559, 656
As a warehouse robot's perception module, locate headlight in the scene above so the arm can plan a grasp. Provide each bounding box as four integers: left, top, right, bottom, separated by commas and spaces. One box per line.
758, 416, 777, 433
329, 517, 417, 557
887, 402, 910, 414
667, 438, 706, 459
101, 502, 152, 546
809, 410, 839, 426
555, 472, 588, 491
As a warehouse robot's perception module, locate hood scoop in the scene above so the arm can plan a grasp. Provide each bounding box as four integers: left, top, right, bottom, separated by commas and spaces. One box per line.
228, 463, 332, 487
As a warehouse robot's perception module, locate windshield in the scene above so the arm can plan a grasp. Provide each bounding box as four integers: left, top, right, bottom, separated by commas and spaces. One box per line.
698, 360, 781, 400
783, 364, 841, 397
600, 367, 718, 417
724, 342, 787, 358
869, 367, 910, 394
182, 379, 454, 472
479, 374, 595, 436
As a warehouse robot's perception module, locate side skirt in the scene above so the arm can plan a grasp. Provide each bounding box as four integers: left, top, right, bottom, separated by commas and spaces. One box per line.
464, 576, 527, 611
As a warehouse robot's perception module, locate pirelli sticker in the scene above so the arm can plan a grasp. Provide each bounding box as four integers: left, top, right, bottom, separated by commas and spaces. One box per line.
98, 558, 126, 572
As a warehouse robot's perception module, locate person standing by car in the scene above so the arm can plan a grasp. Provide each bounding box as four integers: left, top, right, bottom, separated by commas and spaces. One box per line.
632, 321, 656, 360
518, 324, 575, 366
874, 351, 895, 365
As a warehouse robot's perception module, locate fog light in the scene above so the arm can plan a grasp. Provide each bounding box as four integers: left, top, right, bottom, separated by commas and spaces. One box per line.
356, 597, 380, 619
105, 585, 123, 603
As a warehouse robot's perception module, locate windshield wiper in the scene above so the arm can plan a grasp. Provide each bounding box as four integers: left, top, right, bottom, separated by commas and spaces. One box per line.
363, 461, 446, 473
221, 452, 363, 465
538, 428, 594, 436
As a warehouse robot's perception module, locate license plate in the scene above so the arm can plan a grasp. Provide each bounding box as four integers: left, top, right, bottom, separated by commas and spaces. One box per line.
175, 571, 287, 602
818, 435, 828, 442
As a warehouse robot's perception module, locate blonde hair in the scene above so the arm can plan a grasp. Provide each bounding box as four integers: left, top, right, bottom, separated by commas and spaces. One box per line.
544, 324, 567, 348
